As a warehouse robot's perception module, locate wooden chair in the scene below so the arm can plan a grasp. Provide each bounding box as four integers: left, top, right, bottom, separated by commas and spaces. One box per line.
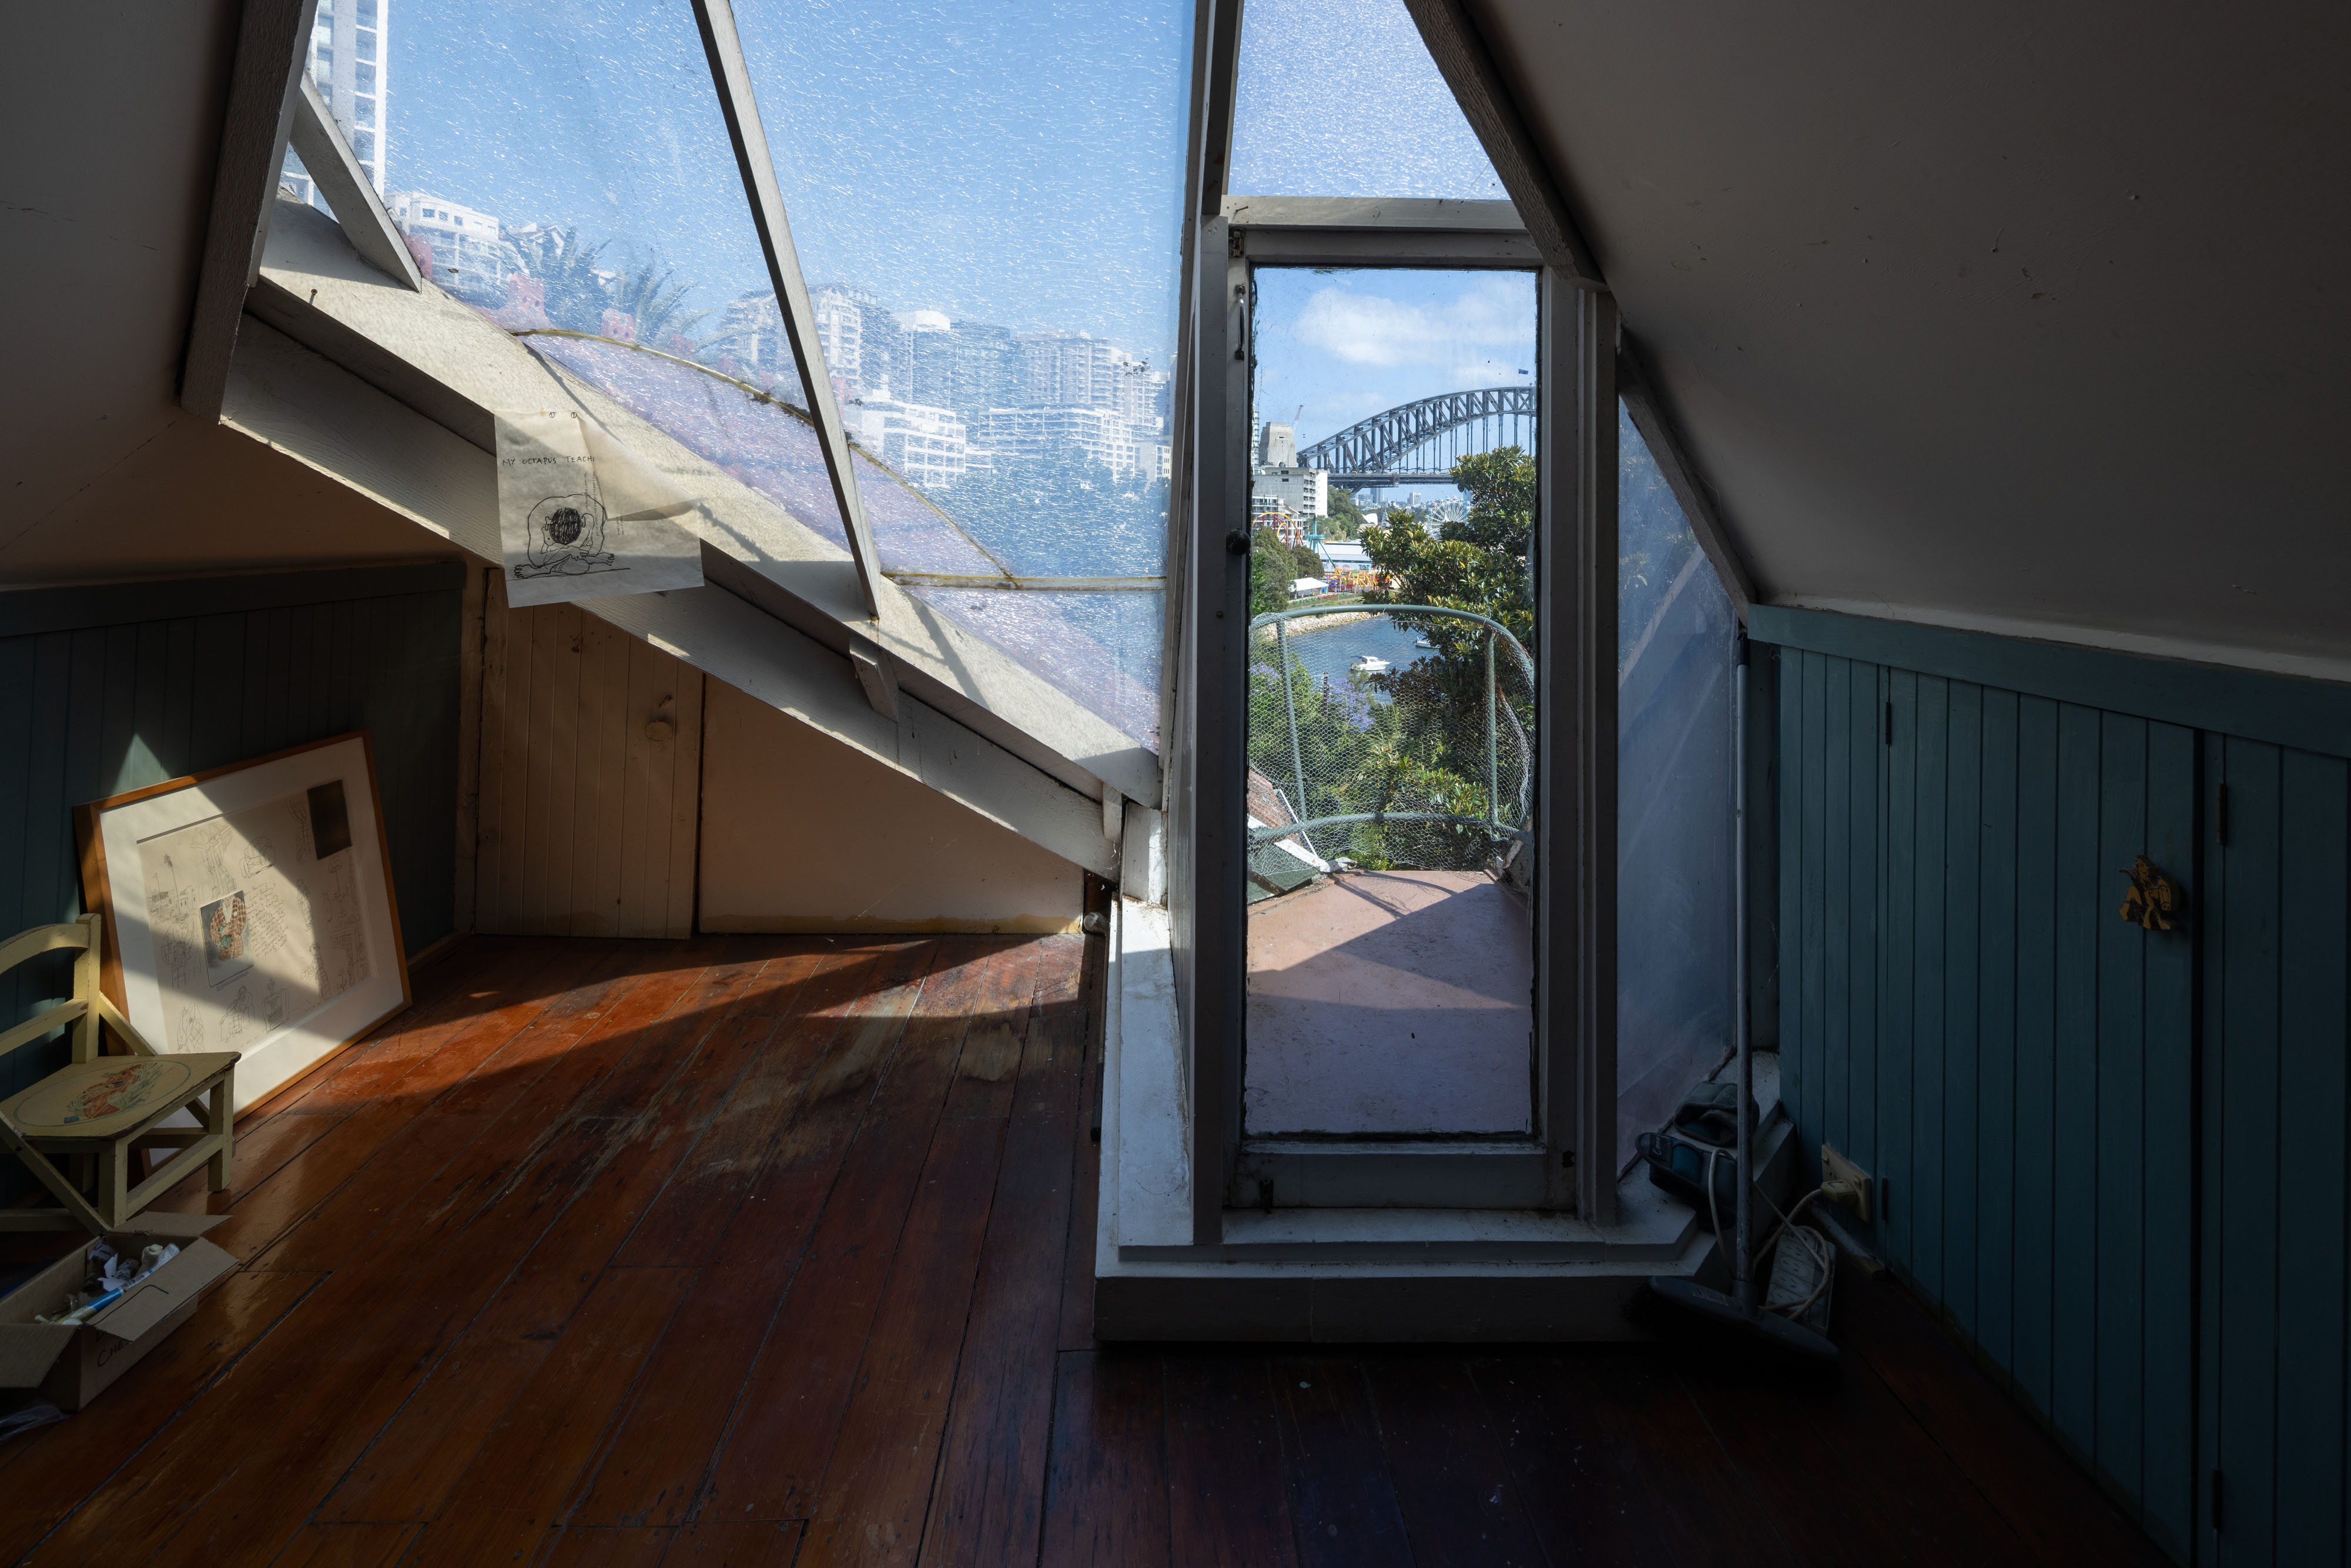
0, 914, 239, 1232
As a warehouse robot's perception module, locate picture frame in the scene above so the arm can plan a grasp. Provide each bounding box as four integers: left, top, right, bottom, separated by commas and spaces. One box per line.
75, 732, 411, 1114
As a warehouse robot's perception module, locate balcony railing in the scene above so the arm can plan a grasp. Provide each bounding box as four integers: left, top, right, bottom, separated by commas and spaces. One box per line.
1245, 604, 1535, 889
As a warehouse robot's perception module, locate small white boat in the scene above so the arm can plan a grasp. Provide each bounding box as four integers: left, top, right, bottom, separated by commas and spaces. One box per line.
1414, 636, 1434, 649
1352, 655, 1392, 675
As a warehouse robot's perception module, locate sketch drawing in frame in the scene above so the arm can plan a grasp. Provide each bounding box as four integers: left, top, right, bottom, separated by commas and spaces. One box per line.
77, 732, 412, 1114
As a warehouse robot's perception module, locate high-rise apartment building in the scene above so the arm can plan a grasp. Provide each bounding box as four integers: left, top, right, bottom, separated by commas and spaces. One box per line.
843, 398, 970, 488
1251, 421, 1328, 522
309, 0, 390, 190
385, 191, 500, 293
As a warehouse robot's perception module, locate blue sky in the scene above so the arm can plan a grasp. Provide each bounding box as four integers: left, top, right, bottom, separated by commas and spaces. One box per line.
1230, 0, 1503, 202
1252, 267, 1537, 500
381, 0, 1496, 370
387, 0, 1191, 359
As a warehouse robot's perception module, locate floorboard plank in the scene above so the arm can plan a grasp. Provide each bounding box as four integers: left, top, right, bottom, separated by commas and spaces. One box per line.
310, 949, 785, 1525
1362, 1356, 1548, 1568
663, 1522, 805, 1566
1037, 1350, 1171, 1568
940, 939, 1045, 1120
269, 1520, 420, 1567
1163, 1353, 1299, 1568
252, 946, 718, 1273
1468, 1354, 1673, 1568
9, 936, 2179, 1568
407, 1267, 694, 1566
24, 956, 761, 1566
1567, 1350, 1791, 1568
540, 1526, 675, 1566
1057, 929, 1108, 1355
1272, 1358, 1412, 1568
0, 1270, 318, 1560
915, 934, 1091, 1568
570, 941, 941, 1529
699, 941, 1007, 1523
798, 1113, 1007, 1567
1831, 1261, 2172, 1567
614, 941, 863, 1268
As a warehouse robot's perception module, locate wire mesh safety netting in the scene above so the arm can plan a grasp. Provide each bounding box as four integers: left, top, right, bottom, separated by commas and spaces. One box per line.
1243, 605, 1533, 902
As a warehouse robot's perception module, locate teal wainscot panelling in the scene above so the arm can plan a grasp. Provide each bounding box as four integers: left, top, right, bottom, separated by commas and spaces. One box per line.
1754, 605, 2351, 1568
0, 564, 465, 1204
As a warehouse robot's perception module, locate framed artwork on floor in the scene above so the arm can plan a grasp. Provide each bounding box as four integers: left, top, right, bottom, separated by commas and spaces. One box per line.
76, 732, 411, 1113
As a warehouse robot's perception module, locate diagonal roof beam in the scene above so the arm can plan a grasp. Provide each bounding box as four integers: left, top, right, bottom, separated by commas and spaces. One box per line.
689, 0, 886, 622
180, 0, 320, 420
1400, 0, 1605, 288
287, 76, 420, 291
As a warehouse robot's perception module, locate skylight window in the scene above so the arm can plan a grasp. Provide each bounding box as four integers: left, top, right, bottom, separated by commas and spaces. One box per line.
1229, 0, 1505, 200
376, 0, 1190, 748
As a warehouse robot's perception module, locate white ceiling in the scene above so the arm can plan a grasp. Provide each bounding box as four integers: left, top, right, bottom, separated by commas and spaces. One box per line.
0, 4, 441, 585
1478, 0, 2351, 677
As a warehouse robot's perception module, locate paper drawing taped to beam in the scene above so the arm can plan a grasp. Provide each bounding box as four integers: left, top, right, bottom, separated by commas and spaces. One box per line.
495, 408, 705, 607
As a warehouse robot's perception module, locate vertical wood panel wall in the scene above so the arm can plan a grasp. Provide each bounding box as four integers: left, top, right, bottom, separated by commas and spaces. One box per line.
1772, 636, 2351, 1566
0, 565, 465, 1204
473, 574, 703, 939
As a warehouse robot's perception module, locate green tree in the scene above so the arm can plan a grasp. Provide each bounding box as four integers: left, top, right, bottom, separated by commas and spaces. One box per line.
507, 226, 614, 332
1250, 524, 1293, 618
1321, 486, 1367, 540
1334, 446, 1539, 867
608, 257, 708, 351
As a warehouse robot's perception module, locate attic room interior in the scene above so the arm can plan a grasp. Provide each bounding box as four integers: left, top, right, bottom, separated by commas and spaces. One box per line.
1, 0, 2343, 1562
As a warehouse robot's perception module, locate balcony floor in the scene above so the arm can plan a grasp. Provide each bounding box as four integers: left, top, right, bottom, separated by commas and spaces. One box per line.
1, 927, 2165, 1567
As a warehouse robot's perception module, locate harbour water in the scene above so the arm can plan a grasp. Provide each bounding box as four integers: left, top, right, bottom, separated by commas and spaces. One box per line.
1269, 611, 1437, 692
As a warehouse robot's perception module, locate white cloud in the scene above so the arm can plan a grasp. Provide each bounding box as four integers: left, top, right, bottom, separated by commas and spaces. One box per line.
1288, 277, 1534, 369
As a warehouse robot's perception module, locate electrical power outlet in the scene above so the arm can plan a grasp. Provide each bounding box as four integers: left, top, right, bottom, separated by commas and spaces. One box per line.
1821, 1143, 1873, 1222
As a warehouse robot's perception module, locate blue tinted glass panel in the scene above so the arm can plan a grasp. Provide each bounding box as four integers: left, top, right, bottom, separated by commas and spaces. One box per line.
1230, 0, 1504, 200
1618, 403, 1738, 1168
732, 0, 1188, 745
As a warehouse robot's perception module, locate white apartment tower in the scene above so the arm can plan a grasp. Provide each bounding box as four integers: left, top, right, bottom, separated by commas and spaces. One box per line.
308, 0, 390, 191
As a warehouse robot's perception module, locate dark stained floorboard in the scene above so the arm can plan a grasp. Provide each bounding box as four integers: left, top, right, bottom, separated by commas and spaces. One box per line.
0, 931, 2173, 1568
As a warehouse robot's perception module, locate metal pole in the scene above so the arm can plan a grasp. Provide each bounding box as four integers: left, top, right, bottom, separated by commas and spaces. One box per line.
689, 0, 887, 621
1486, 626, 1500, 832
1732, 631, 1755, 1311
1278, 615, 1314, 856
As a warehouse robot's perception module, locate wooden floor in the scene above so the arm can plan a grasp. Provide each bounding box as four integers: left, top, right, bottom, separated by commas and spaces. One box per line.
0, 926, 2174, 1568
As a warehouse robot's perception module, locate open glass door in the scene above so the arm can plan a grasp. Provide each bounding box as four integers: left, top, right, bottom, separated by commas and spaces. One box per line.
1235, 263, 1545, 1204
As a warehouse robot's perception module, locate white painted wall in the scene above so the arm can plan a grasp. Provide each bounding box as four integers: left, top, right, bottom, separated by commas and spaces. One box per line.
698, 676, 1083, 934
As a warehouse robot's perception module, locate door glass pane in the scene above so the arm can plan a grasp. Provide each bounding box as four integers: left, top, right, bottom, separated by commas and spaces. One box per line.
1242, 267, 1537, 1137
1230, 0, 1505, 201
1618, 406, 1738, 1168
732, 0, 1191, 748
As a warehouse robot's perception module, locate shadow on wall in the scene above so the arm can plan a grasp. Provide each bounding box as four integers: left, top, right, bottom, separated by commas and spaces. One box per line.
0, 574, 464, 1205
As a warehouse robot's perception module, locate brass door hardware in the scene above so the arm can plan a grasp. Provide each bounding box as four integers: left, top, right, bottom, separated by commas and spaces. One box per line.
2119, 856, 2182, 932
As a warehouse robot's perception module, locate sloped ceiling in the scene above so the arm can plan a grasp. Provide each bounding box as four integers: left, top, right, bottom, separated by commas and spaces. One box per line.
0, 3, 441, 584
1475, 0, 2351, 677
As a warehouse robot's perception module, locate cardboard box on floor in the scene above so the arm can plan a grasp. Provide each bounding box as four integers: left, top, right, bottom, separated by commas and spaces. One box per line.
0, 1213, 237, 1412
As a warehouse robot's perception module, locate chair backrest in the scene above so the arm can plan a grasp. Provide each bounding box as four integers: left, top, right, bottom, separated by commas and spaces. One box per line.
0, 913, 104, 1066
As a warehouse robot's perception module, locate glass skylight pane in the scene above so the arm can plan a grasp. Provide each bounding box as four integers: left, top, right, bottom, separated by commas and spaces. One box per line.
388, 0, 1014, 594
1229, 0, 1505, 201
732, 0, 1190, 745
906, 588, 1165, 749
1617, 404, 1737, 1170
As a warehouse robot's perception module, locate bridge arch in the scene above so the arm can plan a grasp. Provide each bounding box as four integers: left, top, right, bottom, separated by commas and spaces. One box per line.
1295, 386, 1536, 490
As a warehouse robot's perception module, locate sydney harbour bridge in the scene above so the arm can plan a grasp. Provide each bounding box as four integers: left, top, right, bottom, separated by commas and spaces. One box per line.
1295, 385, 1536, 492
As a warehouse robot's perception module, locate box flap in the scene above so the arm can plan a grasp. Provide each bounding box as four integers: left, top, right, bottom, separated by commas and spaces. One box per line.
85, 1238, 238, 1343
0, 1323, 78, 1389
0, 1249, 87, 1327
123, 1212, 233, 1241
